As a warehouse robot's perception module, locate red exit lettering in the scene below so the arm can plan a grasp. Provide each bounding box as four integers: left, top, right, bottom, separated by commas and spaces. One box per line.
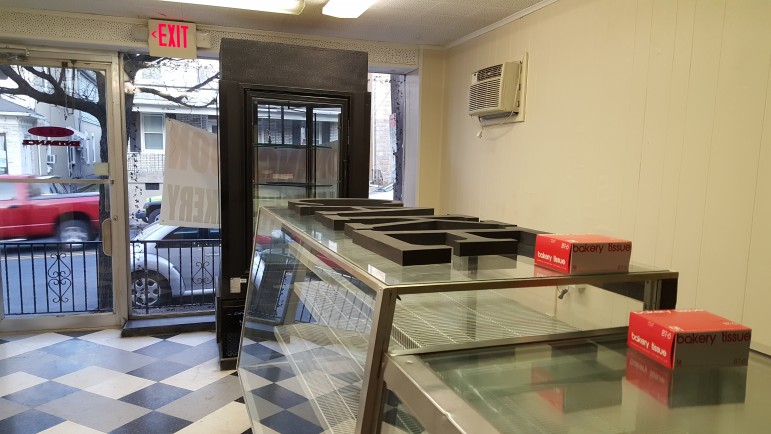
152, 23, 189, 48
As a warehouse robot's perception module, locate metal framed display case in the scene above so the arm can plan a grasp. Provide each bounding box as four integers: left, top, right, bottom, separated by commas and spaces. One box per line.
237, 200, 683, 433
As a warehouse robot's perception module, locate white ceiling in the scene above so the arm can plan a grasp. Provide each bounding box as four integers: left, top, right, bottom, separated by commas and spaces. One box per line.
0, 0, 547, 46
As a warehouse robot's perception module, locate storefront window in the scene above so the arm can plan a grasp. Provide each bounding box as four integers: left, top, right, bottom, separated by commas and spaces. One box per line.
125, 55, 220, 317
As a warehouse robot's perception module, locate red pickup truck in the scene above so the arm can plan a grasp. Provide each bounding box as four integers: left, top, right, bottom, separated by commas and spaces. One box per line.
0, 176, 100, 243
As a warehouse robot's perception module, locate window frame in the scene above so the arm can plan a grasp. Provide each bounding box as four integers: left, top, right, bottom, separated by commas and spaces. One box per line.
141, 113, 166, 153
0, 133, 6, 175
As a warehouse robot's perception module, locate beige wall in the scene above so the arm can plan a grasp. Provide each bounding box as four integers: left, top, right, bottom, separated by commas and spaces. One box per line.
413, 48, 446, 211
429, 0, 771, 352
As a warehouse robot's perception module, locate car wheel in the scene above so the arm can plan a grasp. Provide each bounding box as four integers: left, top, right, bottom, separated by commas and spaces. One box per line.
148, 209, 161, 223
132, 271, 171, 308
57, 220, 90, 248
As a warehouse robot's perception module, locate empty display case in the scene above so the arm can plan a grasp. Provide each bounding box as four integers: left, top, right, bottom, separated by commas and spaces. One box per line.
237, 200, 688, 433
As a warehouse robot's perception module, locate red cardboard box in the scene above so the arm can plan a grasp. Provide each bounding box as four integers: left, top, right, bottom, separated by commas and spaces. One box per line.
534, 234, 632, 274
627, 310, 751, 369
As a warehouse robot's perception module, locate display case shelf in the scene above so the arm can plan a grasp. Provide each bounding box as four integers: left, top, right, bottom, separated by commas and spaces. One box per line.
382, 333, 769, 434
238, 200, 680, 433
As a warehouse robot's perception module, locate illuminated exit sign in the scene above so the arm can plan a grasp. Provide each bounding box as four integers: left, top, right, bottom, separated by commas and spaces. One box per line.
148, 20, 197, 59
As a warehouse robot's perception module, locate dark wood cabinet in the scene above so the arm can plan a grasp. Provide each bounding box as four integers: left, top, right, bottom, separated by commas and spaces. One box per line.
217, 39, 370, 366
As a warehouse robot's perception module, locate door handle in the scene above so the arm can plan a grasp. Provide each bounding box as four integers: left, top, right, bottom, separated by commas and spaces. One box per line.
101, 218, 112, 256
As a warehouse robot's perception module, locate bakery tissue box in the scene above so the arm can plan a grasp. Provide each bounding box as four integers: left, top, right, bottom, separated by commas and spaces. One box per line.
627, 309, 751, 369
534, 234, 631, 274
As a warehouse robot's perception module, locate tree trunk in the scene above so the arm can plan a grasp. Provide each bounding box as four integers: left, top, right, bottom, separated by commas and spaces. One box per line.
97, 127, 113, 311
390, 75, 405, 202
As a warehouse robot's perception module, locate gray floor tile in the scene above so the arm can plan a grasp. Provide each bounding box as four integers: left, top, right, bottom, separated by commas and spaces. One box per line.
37, 390, 150, 432
287, 401, 323, 425
240, 394, 283, 421
260, 410, 323, 434
249, 383, 307, 410
243, 364, 296, 383
127, 359, 192, 382
3, 381, 79, 408
0, 350, 61, 377
133, 340, 193, 359
157, 374, 244, 421
67, 344, 156, 373
164, 341, 220, 367
22, 357, 91, 380
119, 382, 192, 410
39, 338, 103, 357
111, 410, 192, 434
242, 343, 284, 362
0, 409, 64, 433
0, 397, 29, 420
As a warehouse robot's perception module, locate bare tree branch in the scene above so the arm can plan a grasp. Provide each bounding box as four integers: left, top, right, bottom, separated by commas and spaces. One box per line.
135, 86, 217, 108
187, 72, 220, 92
22, 66, 65, 93
123, 54, 169, 79
0, 65, 102, 120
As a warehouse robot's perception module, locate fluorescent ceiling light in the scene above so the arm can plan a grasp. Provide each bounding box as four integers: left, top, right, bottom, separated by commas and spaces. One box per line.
323, 0, 378, 18
159, 0, 305, 15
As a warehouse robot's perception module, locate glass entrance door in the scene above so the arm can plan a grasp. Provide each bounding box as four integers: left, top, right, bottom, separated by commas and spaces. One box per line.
0, 49, 126, 331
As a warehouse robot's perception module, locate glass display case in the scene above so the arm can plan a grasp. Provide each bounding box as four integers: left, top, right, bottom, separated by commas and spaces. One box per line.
251, 96, 345, 206
238, 200, 683, 433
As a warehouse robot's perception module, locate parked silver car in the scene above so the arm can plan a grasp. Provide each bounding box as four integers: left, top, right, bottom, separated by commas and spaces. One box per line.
130, 223, 220, 307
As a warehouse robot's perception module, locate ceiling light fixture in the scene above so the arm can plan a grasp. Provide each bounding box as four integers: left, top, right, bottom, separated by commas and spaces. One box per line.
322, 0, 378, 19
159, 0, 305, 15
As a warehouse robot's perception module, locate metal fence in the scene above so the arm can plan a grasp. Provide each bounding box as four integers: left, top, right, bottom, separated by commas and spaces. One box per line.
130, 238, 218, 316
0, 241, 109, 315
0, 240, 217, 317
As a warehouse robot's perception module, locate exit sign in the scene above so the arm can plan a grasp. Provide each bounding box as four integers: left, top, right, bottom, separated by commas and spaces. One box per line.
148, 20, 197, 59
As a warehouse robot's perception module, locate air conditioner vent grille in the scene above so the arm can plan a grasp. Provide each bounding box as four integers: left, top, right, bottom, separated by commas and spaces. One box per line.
469, 80, 502, 113
475, 65, 503, 81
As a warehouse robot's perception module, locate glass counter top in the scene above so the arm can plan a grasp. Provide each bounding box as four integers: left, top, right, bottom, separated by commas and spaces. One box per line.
260, 207, 677, 289
243, 204, 682, 433
391, 335, 771, 434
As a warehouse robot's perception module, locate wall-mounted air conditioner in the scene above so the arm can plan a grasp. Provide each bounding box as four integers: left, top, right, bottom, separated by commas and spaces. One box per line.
468, 61, 522, 119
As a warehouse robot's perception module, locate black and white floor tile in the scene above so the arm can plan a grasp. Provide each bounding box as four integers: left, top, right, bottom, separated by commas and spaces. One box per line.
0, 329, 329, 434
0, 329, 427, 434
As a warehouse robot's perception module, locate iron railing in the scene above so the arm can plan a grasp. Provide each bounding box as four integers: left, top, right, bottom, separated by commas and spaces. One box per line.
0, 241, 108, 315
0, 239, 219, 316
130, 238, 218, 315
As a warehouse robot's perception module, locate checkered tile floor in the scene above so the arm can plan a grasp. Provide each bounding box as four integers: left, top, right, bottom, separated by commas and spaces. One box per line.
0, 329, 328, 434
239, 333, 424, 434
0, 329, 429, 434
